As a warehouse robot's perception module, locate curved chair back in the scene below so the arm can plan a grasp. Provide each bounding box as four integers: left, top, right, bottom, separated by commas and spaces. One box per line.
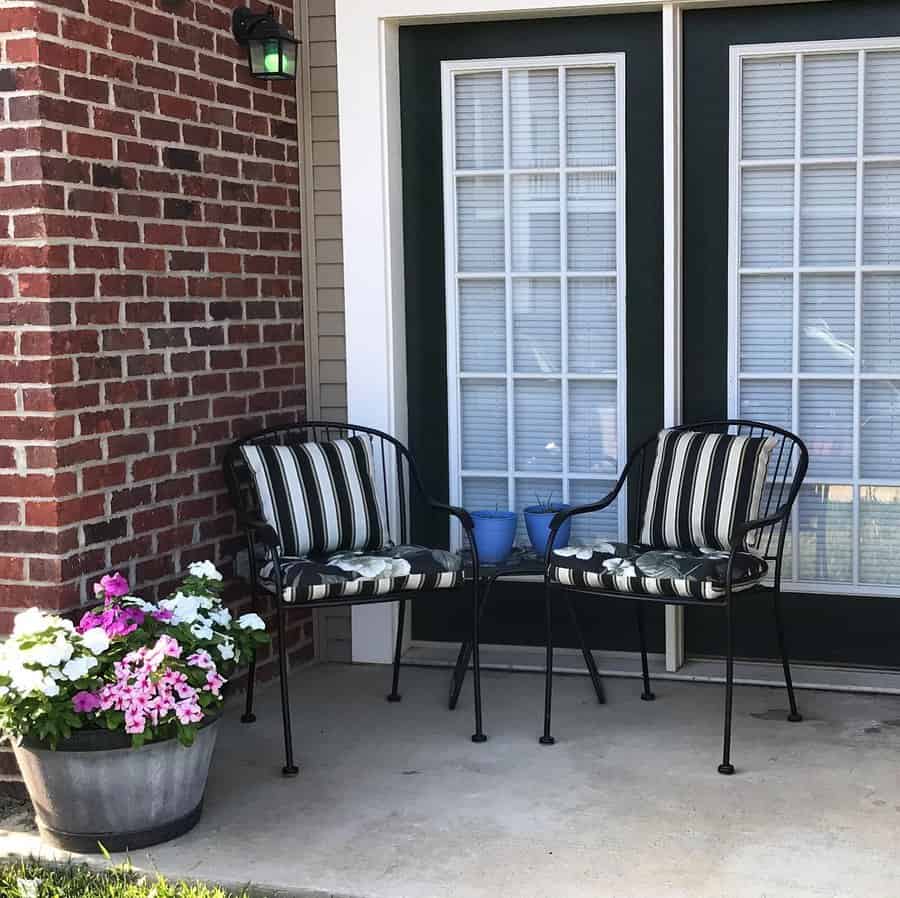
224, 421, 422, 548
627, 420, 808, 576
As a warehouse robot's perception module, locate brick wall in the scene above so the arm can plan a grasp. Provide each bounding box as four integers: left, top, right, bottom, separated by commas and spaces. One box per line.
0, 0, 313, 788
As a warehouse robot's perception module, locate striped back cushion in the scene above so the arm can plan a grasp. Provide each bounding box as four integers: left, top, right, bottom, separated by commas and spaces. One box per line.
639, 430, 777, 552
240, 436, 387, 557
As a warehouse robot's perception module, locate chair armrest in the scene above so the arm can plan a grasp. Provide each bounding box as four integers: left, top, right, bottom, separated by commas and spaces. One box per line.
428, 499, 475, 533
549, 478, 627, 532
724, 503, 792, 589
238, 516, 281, 549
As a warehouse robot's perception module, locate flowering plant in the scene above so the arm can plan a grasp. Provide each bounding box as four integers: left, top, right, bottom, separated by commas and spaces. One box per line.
0, 562, 268, 749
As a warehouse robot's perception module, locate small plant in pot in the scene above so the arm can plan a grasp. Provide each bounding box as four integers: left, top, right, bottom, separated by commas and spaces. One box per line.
470, 508, 518, 564
523, 492, 572, 557
0, 561, 269, 854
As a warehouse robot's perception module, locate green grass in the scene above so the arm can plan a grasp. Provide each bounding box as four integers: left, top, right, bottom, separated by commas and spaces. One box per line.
0, 861, 261, 898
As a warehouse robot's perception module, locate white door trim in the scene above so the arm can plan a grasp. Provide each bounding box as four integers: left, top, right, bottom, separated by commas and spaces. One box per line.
336, 0, 830, 664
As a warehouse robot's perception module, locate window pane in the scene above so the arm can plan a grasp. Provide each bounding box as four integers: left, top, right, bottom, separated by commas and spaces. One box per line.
863, 162, 900, 266
510, 68, 559, 169
511, 174, 560, 272
566, 67, 616, 167
569, 479, 619, 545
459, 280, 505, 372
740, 167, 793, 267
860, 380, 900, 478
454, 72, 503, 170
859, 486, 900, 586
462, 477, 508, 513
799, 274, 855, 372
801, 53, 858, 157
514, 379, 562, 473
461, 381, 507, 470
799, 381, 853, 479
800, 165, 856, 266
864, 51, 900, 155
798, 484, 853, 582
569, 278, 617, 374
741, 56, 795, 160
567, 171, 616, 271
756, 480, 794, 579
457, 176, 504, 272
739, 380, 792, 434
740, 275, 793, 372
515, 477, 562, 547
512, 279, 560, 373
862, 274, 900, 373
569, 381, 618, 476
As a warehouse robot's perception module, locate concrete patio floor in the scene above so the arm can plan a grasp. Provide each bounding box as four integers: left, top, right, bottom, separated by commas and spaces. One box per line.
3, 661, 900, 898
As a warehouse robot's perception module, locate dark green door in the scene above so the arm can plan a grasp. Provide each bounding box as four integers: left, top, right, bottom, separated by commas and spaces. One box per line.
400, 13, 665, 653
683, 0, 900, 668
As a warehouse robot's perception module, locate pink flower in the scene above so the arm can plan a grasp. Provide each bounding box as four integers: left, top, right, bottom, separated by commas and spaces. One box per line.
98, 572, 130, 599
72, 691, 101, 713
124, 708, 146, 734
175, 698, 203, 725
188, 650, 214, 670
205, 671, 225, 696
152, 608, 174, 622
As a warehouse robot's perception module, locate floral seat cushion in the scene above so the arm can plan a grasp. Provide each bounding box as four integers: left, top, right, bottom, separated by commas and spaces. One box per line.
261, 545, 464, 603
549, 541, 767, 601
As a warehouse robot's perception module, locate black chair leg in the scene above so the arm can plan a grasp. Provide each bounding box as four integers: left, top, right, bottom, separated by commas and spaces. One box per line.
566, 594, 605, 704
241, 648, 257, 723
718, 601, 736, 776
449, 579, 492, 711
386, 599, 406, 702
276, 603, 299, 776
635, 602, 655, 701
540, 581, 555, 745
471, 581, 487, 743
773, 589, 802, 722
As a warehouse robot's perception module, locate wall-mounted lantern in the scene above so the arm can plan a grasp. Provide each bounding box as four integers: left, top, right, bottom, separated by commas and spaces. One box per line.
232, 5, 299, 80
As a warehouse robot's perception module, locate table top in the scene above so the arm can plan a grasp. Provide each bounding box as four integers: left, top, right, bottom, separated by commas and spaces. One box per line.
459, 546, 546, 579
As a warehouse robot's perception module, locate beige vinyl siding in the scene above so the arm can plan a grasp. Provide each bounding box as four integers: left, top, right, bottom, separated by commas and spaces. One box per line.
301, 0, 347, 424
299, 0, 350, 659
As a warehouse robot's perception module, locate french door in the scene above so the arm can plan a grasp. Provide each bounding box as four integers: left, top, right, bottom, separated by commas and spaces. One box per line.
683, 0, 900, 668
399, 13, 664, 653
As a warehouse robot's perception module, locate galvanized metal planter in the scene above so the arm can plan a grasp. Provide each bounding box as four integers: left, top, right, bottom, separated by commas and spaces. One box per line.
12, 716, 219, 853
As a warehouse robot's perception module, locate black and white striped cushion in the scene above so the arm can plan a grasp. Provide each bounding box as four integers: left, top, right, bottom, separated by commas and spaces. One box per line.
241, 436, 387, 557
639, 430, 777, 551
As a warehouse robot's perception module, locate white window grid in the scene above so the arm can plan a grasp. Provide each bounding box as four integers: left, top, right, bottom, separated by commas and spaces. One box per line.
728, 38, 900, 597
441, 54, 628, 549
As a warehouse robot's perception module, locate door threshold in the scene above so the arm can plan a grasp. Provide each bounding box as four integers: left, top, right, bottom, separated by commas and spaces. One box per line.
404, 640, 900, 695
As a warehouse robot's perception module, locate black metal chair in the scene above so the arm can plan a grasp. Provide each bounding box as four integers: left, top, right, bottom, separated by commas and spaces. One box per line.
539, 420, 809, 774
224, 421, 485, 776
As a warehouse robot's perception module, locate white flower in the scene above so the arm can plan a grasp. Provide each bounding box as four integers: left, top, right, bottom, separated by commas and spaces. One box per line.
12, 608, 54, 638
217, 639, 235, 661
39, 676, 59, 697
210, 607, 231, 626
188, 560, 223, 582
22, 634, 73, 669
121, 596, 157, 613
10, 668, 44, 695
238, 613, 265, 631
61, 656, 97, 682
79, 628, 110, 656
17, 878, 39, 898
158, 592, 202, 625
190, 620, 214, 641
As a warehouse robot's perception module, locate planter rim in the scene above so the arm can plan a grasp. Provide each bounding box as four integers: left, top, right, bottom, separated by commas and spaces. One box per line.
18, 710, 220, 753
471, 509, 517, 519
523, 503, 571, 515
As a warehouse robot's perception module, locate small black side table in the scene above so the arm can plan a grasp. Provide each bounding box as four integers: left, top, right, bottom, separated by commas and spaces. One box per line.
448, 547, 606, 718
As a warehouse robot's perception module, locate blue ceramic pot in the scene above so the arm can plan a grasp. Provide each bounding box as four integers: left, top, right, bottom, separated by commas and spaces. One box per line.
523, 504, 572, 557
471, 510, 518, 564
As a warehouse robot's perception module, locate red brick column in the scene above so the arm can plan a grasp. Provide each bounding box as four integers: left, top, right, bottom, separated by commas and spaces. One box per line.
0, 0, 313, 791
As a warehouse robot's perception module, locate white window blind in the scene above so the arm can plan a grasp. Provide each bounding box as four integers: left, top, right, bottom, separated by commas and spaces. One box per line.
444, 56, 627, 548
731, 41, 900, 595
